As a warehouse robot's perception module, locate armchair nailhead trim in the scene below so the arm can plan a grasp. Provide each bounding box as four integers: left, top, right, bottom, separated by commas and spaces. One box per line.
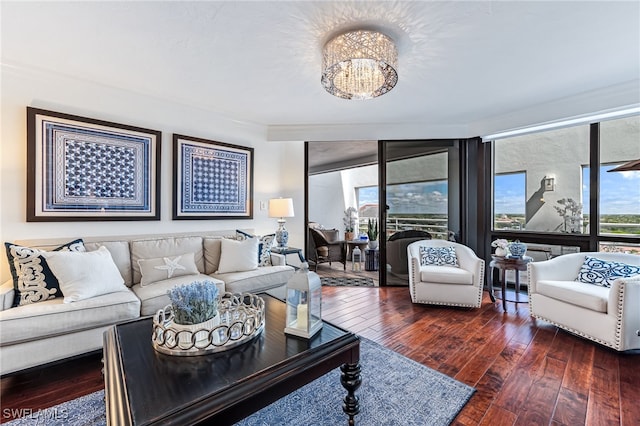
530, 312, 619, 350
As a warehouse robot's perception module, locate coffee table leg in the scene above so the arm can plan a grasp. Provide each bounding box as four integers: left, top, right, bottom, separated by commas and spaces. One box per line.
340, 362, 361, 425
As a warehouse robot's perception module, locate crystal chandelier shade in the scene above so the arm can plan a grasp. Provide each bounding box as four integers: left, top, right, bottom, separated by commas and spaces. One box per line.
321, 30, 398, 100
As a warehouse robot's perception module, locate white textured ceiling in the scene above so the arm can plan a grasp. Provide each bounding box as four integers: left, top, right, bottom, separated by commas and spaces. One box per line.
2, 1, 639, 141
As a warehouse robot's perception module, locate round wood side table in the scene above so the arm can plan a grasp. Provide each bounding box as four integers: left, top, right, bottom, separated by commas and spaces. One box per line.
489, 255, 533, 312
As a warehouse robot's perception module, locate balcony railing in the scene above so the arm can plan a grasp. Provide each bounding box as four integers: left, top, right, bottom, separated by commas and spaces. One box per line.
357, 217, 449, 240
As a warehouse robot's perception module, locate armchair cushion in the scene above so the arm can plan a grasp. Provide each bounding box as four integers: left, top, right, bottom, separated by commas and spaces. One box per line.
419, 246, 458, 267
537, 279, 608, 313
420, 266, 472, 285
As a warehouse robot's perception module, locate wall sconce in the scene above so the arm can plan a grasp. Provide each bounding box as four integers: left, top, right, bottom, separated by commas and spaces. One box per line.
543, 176, 556, 192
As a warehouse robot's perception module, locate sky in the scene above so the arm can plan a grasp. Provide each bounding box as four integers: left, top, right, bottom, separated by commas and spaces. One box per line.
359, 182, 448, 214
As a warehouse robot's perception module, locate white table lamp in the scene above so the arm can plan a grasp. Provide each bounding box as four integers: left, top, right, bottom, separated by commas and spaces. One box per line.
269, 198, 294, 248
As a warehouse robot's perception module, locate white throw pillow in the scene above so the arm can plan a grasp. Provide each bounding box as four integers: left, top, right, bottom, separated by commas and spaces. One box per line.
42, 246, 127, 303
137, 252, 200, 286
216, 237, 259, 274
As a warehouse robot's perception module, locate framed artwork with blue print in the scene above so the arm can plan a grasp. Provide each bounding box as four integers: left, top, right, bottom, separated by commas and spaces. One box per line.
27, 107, 161, 221
173, 134, 253, 219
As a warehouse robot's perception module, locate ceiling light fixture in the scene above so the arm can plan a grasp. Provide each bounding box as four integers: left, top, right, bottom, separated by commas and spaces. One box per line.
321, 30, 398, 100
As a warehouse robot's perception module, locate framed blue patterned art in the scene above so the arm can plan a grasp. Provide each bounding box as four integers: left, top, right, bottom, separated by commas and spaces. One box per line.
173, 134, 253, 219
27, 107, 161, 221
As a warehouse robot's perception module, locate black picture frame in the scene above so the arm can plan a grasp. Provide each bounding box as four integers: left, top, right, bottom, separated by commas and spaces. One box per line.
26, 107, 161, 221
173, 134, 253, 220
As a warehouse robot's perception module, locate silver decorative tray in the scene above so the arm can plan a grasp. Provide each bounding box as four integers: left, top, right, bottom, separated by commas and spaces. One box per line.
152, 292, 265, 356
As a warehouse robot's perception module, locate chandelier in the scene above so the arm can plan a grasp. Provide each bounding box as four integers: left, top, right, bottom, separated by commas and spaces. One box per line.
321, 30, 398, 100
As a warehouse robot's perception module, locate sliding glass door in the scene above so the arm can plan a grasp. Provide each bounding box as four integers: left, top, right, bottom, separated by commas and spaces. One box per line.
380, 140, 461, 286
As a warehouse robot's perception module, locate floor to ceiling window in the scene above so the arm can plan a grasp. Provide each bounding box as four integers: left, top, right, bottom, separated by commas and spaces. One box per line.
492, 125, 590, 235
489, 115, 640, 255
597, 115, 640, 253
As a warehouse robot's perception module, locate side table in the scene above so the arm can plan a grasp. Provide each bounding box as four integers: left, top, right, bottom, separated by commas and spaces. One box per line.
271, 246, 305, 267
489, 255, 533, 311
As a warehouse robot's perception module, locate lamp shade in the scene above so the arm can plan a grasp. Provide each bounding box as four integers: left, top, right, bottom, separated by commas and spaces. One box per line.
268, 198, 295, 218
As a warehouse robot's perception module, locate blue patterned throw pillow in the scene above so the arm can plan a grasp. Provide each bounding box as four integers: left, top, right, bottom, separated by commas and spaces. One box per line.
235, 230, 274, 267
5, 239, 85, 307
419, 246, 459, 267
608, 261, 640, 284
576, 256, 640, 288
257, 234, 275, 267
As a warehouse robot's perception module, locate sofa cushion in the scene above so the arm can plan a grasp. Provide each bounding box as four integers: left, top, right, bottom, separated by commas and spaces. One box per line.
131, 237, 204, 284
138, 252, 200, 286
236, 230, 276, 267
0, 290, 140, 345
5, 239, 85, 307
217, 238, 259, 273
211, 265, 294, 294
257, 234, 276, 266
420, 266, 473, 285
203, 237, 223, 275
131, 273, 225, 316
537, 280, 609, 313
419, 246, 458, 267
84, 240, 132, 286
42, 246, 128, 303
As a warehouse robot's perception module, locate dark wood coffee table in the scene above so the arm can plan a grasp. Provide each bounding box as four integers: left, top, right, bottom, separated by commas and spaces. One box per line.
103, 294, 361, 425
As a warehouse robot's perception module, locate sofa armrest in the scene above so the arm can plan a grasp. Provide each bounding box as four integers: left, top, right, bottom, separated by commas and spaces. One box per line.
528, 254, 584, 293
608, 276, 640, 349
608, 274, 640, 317
1, 280, 15, 311
270, 252, 286, 266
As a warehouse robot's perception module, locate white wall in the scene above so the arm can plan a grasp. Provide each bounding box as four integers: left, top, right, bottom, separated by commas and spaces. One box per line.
308, 172, 345, 231
0, 65, 304, 281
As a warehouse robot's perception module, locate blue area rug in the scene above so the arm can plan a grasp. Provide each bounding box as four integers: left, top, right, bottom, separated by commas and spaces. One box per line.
6, 339, 474, 426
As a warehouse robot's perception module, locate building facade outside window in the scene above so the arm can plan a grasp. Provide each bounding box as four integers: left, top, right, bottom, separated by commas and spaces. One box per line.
492, 125, 590, 234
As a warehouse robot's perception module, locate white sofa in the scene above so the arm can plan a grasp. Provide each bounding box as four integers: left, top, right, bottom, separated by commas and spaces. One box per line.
0, 230, 295, 375
528, 252, 640, 351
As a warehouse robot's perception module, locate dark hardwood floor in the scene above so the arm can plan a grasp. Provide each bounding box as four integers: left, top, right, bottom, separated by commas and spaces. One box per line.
2, 281, 638, 425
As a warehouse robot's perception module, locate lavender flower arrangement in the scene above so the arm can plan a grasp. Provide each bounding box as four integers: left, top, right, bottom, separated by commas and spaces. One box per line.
167, 281, 219, 325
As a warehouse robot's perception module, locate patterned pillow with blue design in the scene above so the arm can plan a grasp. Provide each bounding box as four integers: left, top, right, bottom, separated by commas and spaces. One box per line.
5, 239, 85, 307
576, 256, 640, 287
235, 230, 275, 267
419, 246, 459, 267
